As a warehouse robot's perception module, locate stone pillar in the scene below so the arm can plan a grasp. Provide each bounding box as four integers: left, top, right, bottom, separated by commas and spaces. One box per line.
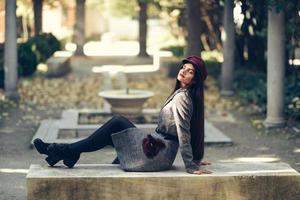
74, 0, 86, 56
264, 7, 285, 127
4, 0, 19, 100
220, 0, 235, 96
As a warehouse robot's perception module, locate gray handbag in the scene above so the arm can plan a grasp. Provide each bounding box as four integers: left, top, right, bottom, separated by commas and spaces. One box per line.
111, 127, 179, 172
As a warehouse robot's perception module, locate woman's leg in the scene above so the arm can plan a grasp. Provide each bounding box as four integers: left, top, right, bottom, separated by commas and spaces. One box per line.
68, 115, 136, 154
34, 115, 135, 168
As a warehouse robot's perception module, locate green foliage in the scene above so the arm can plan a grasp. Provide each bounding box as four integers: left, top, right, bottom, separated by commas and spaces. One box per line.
286, 68, 300, 119
0, 33, 61, 88
287, 96, 300, 120
205, 60, 221, 81
267, 0, 287, 11
234, 68, 267, 111
109, 0, 160, 18
27, 33, 61, 63
17, 42, 38, 77
160, 45, 184, 58
232, 65, 300, 120
0, 41, 38, 88
18, 33, 60, 77
109, 0, 138, 17
236, 0, 300, 71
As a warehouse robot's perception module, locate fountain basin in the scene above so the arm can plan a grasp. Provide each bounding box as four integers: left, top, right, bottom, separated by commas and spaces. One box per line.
98, 89, 154, 116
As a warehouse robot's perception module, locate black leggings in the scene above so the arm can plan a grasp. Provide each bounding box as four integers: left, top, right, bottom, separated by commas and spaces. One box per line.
69, 115, 136, 154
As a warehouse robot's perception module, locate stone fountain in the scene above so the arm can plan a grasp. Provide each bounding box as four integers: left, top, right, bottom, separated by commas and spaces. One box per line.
97, 67, 154, 117
99, 88, 154, 116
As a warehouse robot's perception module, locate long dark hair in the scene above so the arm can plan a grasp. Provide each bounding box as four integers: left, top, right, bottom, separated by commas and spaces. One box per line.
169, 63, 205, 161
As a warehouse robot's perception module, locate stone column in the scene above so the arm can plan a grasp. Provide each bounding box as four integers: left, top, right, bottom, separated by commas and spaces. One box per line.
220, 0, 235, 96
4, 0, 19, 100
264, 7, 285, 127
74, 0, 86, 56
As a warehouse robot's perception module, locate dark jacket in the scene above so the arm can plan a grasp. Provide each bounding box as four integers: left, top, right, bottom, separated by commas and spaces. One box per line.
156, 88, 199, 173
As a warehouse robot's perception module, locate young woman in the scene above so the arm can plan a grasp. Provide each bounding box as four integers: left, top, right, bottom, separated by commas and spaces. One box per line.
34, 55, 211, 175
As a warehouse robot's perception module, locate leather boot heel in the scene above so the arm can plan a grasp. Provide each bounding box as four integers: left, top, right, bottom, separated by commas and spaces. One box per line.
63, 155, 80, 168
45, 156, 61, 167
47, 143, 79, 168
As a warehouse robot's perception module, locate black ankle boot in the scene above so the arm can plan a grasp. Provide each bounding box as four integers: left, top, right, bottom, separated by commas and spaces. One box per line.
33, 138, 50, 155
47, 143, 80, 168
33, 139, 61, 167
112, 157, 120, 164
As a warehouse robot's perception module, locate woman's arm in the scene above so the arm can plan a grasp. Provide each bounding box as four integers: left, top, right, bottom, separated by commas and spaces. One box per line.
172, 92, 199, 173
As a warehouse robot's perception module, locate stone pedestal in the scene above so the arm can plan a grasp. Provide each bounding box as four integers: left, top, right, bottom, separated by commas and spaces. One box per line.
27, 163, 300, 200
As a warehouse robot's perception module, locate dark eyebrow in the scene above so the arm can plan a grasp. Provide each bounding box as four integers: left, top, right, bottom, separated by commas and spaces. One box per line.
183, 64, 195, 72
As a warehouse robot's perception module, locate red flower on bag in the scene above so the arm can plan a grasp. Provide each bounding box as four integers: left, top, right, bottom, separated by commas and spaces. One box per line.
142, 135, 166, 159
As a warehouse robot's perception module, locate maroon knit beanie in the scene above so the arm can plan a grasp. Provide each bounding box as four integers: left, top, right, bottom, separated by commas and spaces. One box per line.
182, 55, 207, 80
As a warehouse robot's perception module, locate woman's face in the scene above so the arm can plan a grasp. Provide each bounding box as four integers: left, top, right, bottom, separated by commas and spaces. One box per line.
177, 63, 195, 88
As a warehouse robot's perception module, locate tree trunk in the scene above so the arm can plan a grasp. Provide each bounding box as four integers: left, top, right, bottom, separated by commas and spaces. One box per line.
220, 0, 235, 96
4, 0, 19, 100
185, 0, 202, 56
33, 0, 43, 35
138, 0, 149, 57
74, 0, 86, 56
200, 6, 222, 51
264, 7, 286, 127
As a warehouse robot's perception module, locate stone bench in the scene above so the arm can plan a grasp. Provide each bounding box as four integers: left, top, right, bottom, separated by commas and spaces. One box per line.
27, 162, 300, 200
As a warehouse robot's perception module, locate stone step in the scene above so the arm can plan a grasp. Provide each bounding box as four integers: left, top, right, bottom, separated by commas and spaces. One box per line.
31, 111, 232, 146
27, 162, 300, 200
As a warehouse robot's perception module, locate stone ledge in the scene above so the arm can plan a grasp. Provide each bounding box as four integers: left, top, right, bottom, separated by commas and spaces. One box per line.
27, 163, 300, 200
31, 109, 232, 146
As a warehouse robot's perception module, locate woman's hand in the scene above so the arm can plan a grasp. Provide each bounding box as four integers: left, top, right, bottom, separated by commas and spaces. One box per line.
192, 169, 212, 175
194, 160, 211, 166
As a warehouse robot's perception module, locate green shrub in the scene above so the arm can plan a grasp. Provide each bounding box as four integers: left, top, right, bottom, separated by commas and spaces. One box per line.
0, 33, 61, 88
0, 42, 38, 87
17, 42, 38, 77
27, 32, 61, 63
205, 60, 221, 81
233, 66, 300, 120
233, 69, 267, 111
286, 68, 300, 120
160, 45, 184, 58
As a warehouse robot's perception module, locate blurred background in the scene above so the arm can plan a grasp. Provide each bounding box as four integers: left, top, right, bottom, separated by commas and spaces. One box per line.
0, 0, 299, 123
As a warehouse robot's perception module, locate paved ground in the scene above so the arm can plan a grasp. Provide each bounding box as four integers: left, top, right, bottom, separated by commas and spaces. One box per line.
0, 56, 299, 199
